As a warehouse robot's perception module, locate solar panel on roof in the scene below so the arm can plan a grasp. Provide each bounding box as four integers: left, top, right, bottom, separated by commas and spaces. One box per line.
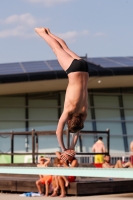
109, 57, 133, 66
0, 63, 24, 75
21, 61, 50, 73
46, 60, 61, 70
127, 56, 133, 59
102, 58, 127, 67
87, 57, 133, 68
104, 57, 133, 67
99, 62, 122, 68
87, 58, 122, 67
88, 58, 107, 62
0, 57, 133, 77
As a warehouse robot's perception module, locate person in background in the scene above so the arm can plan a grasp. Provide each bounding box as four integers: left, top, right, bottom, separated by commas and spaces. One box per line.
51, 151, 78, 197
51, 158, 69, 197
102, 154, 133, 168
130, 141, 133, 164
92, 137, 106, 164
130, 141, 133, 152
36, 156, 52, 196
37, 156, 51, 168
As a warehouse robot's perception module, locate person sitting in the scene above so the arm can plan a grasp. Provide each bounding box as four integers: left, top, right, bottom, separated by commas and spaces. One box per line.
51, 158, 69, 197
36, 156, 52, 196
130, 141, 133, 164
37, 155, 51, 168
51, 152, 78, 197
102, 154, 133, 168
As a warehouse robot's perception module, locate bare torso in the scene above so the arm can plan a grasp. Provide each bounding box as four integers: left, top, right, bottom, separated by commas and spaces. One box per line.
102, 162, 113, 168
37, 163, 46, 177
92, 141, 106, 153
64, 71, 89, 119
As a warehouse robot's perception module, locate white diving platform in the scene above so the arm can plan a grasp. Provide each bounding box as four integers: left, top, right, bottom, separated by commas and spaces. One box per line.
0, 167, 133, 179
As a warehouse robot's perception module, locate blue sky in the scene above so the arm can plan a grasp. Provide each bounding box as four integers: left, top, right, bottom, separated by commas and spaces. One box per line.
0, 0, 133, 64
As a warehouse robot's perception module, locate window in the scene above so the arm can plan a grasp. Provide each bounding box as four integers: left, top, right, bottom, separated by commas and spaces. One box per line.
94, 95, 124, 152
0, 96, 25, 132
28, 93, 58, 131
123, 95, 133, 149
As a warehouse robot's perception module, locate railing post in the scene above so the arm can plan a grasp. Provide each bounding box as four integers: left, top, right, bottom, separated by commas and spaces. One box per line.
32, 129, 35, 164
79, 135, 82, 152
11, 132, 14, 164
106, 128, 110, 155
35, 133, 38, 163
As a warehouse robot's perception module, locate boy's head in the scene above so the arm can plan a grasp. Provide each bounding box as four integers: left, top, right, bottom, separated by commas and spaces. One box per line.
68, 114, 84, 133
104, 154, 110, 163
39, 156, 45, 164
98, 136, 103, 141
53, 157, 61, 167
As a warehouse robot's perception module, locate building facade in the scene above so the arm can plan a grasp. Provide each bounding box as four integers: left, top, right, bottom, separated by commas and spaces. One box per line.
0, 57, 133, 158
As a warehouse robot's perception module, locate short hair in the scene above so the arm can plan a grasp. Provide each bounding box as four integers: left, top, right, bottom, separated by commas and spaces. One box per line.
68, 114, 84, 133
53, 158, 60, 167
39, 156, 45, 160
104, 154, 110, 157
98, 136, 103, 140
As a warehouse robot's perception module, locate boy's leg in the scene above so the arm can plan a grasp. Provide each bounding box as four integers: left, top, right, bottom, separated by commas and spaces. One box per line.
46, 28, 81, 60
124, 161, 133, 168
114, 160, 123, 168
51, 176, 58, 197
36, 180, 43, 194
45, 181, 49, 196
61, 176, 69, 187
58, 176, 66, 197
54, 176, 59, 191
35, 28, 74, 71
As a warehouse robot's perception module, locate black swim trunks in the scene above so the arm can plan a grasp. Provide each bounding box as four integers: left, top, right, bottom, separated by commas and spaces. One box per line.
66, 59, 89, 74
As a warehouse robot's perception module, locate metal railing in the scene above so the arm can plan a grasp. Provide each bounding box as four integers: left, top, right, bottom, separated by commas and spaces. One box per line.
0, 129, 110, 164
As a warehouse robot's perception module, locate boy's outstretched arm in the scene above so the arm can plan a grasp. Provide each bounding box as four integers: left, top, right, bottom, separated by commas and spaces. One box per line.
56, 111, 68, 151
44, 157, 51, 166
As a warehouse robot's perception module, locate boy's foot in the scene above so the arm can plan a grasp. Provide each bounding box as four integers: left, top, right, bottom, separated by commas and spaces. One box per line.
35, 27, 48, 38
59, 193, 66, 198
50, 192, 58, 197
45, 28, 50, 34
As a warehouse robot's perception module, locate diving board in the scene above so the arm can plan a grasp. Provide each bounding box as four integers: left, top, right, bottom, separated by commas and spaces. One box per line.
0, 167, 132, 179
